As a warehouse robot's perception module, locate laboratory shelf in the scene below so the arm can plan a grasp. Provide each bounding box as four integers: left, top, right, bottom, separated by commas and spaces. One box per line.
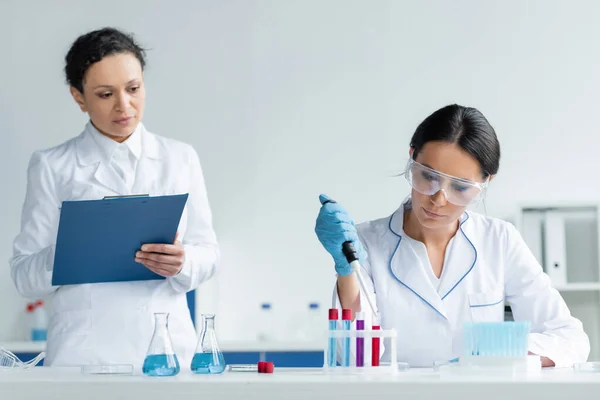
553, 282, 600, 292
0, 341, 46, 353
1, 340, 324, 368
1, 340, 323, 353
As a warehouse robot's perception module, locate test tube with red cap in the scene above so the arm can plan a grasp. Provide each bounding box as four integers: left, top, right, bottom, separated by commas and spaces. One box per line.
327, 309, 338, 367
372, 325, 381, 366
342, 309, 352, 367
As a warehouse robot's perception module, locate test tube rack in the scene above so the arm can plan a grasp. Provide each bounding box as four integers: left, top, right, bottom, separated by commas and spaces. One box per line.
322, 328, 399, 375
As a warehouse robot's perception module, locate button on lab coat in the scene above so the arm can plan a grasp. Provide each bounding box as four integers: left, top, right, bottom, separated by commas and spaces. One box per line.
10, 122, 219, 368
336, 201, 590, 368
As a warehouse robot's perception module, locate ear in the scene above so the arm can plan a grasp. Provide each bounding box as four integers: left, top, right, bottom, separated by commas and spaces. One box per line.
69, 87, 87, 112
488, 174, 496, 183
408, 147, 414, 158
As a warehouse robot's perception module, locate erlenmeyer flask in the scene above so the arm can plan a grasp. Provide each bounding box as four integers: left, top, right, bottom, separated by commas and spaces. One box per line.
142, 313, 180, 376
191, 314, 226, 374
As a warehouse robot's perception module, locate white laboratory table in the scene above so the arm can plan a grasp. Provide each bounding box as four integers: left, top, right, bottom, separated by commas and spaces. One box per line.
1, 367, 599, 400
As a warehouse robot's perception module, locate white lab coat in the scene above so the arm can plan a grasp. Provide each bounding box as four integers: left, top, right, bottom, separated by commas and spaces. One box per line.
10, 122, 219, 369
336, 200, 590, 368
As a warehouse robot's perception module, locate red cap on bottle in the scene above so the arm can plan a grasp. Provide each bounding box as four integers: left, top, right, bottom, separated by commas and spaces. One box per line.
257, 361, 274, 373
26, 303, 35, 312
263, 362, 274, 373
342, 309, 352, 321
372, 325, 381, 330
328, 308, 338, 320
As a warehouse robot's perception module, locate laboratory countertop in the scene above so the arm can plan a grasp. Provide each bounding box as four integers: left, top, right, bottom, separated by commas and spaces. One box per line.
1, 367, 600, 400
0, 340, 325, 353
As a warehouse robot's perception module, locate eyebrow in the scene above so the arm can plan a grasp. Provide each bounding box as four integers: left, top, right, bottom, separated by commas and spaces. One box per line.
93, 79, 140, 90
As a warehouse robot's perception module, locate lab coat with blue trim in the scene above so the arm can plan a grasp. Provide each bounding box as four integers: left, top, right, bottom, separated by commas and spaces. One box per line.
336, 201, 590, 368
10, 122, 219, 368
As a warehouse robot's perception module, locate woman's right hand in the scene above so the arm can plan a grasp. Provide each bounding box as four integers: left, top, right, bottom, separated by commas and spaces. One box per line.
315, 194, 366, 276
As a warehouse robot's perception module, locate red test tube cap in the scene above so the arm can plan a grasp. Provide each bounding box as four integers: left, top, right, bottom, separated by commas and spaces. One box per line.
342, 309, 352, 321
372, 325, 381, 330
328, 308, 339, 320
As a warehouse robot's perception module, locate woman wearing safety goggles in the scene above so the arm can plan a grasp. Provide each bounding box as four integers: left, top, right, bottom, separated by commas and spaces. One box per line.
315, 104, 589, 368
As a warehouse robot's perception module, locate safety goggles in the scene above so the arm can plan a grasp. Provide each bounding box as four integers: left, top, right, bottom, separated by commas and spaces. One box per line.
404, 159, 489, 207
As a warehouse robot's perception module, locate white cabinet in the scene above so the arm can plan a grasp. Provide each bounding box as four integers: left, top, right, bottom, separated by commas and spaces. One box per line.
515, 203, 600, 360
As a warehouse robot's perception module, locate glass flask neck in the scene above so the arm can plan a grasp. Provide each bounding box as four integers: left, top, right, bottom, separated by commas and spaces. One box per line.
147, 312, 176, 355
155, 312, 169, 328
197, 314, 220, 353
202, 314, 215, 331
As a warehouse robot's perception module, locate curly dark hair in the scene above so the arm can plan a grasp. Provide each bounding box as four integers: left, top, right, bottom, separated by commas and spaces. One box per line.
64, 27, 146, 93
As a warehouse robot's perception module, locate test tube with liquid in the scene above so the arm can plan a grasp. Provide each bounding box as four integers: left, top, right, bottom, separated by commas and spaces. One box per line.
372, 325, 380, 366
341, 309, 352, 367
356, 312, 365, 367
327, 309, 338, 367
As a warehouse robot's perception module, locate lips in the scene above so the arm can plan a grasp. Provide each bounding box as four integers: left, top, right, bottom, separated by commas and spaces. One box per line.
114, 116, 133, 124
423, 208, 444, 218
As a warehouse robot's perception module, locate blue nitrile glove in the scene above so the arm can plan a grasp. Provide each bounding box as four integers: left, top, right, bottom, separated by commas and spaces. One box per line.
315, 194, 367, 276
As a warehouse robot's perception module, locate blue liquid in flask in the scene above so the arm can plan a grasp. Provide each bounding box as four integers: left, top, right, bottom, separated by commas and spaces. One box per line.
142, 354, 180, 376
191, 352, 226, 374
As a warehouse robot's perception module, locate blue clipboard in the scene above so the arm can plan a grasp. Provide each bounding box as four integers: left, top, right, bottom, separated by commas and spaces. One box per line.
51, 193, 189, 286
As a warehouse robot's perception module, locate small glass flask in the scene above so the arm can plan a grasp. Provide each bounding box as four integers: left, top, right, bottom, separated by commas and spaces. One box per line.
142, 312, 180, 376
191, 314, 226, 374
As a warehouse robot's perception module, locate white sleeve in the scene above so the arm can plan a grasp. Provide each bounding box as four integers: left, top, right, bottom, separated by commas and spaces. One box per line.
10, 151, 60, 299
504, 223, 590, 367
168, 146, 220, 293
331, 230, 384, 365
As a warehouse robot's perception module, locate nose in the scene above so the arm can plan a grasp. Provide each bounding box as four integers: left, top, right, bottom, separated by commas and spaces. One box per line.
430, 189, 448, 207
114, 92, 129, 112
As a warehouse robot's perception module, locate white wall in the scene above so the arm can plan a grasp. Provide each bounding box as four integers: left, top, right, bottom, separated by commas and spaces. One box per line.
2, 0, 600, 357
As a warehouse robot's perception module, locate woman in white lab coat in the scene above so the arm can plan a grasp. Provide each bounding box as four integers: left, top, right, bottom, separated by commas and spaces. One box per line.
315, 104, 590, 368
10, 28, 219, 368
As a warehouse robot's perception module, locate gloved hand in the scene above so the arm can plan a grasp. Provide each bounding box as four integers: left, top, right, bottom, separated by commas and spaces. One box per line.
315, 194, 367, 276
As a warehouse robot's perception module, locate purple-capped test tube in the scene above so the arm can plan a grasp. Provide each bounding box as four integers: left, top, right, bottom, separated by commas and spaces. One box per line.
356, 312, 365, 367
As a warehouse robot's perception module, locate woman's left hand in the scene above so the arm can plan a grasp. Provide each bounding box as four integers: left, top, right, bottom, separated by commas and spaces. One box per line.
540, 356, 555, 367
135, 234, 185, 277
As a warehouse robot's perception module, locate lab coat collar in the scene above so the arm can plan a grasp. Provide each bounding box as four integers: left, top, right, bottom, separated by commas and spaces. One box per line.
75, 121, 165, 195
76, 121, 164, 167
88, 121, 142, 162
387, 198, 476, 320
